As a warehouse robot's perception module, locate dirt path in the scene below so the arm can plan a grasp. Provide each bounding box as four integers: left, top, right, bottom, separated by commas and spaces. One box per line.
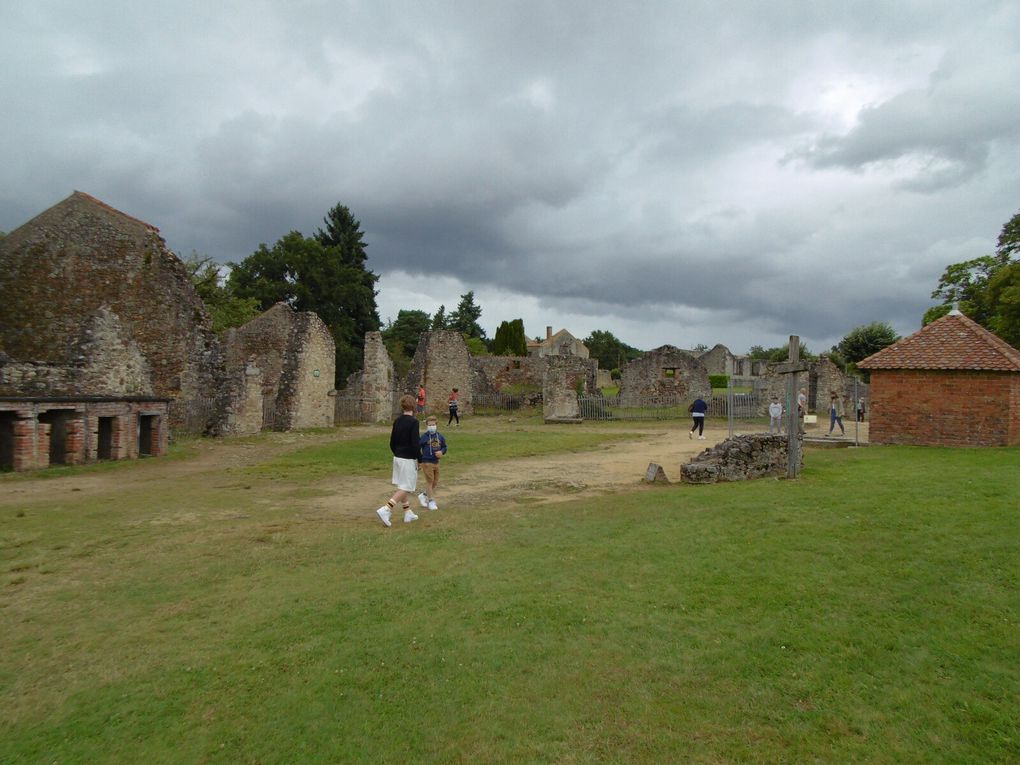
3, 419, 866, 519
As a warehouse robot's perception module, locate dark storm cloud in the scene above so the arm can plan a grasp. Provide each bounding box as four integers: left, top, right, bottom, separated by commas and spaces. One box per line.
2, 1, 1020, 353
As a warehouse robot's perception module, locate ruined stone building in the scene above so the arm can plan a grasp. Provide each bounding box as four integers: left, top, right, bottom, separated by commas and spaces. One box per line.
221, 302, 335, 433
756, 356, 856, 415
406, 330, 475, 416
0, 192, 216, 469
0, 191, 222, 403
698, 344, 764, 379
617, 346, 711, 402
0, 192, 342, 469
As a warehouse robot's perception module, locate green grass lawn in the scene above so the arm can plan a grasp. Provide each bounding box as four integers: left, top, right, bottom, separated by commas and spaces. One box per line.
1, 434, 1018, 764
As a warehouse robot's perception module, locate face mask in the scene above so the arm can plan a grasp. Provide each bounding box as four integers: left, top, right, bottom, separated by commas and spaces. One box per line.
427, 425, 437, 433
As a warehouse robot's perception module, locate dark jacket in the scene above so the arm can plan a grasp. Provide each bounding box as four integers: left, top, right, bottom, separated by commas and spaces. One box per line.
390, 414, 420, 459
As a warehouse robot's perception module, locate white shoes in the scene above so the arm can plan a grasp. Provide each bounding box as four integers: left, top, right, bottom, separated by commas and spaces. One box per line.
698, 435, 706, 440
376, 506, 392, 527
688, 431, 692, 439
417, 492, 428, 508
428, 500, 438, 511
404, 509, 419, 523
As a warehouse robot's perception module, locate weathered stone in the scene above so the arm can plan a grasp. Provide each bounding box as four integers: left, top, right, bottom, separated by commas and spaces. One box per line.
680, 433, 802, 484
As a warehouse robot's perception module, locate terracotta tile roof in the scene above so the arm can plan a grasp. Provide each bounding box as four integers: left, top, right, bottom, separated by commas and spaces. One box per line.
858, 312, 1020, 372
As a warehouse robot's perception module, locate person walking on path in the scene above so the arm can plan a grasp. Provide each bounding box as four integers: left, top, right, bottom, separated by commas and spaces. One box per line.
688, 397, 708, 440
856, 397, 866, 422
417, 415, 447, 511
768, 396, 784, 434
416, 384, 426, 417
447, 387, 460, 427
827, 392, 846, 437
376, 394, 421, 527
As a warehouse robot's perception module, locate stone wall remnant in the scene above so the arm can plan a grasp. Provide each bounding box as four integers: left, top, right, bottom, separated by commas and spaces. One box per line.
543, 356, 596, 421
680, 433, 801, 484
222, 302, 335, 431
618, 346, 710, 403
407, 331, 474, 416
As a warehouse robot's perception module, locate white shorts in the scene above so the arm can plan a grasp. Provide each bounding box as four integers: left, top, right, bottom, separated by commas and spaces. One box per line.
391, 457, 418, 492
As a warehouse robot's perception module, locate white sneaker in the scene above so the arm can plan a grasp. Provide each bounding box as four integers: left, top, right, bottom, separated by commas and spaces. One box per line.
698, 435, 706, 440
376, 506, 392, 527
428, 500, 438, 511
404, 509, 419, 523
688, 431, 692, 439
417, 492, 428, 508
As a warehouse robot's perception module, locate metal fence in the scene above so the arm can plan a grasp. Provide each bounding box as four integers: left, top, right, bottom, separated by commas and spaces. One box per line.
577, 392, 770, 423
167, 398, 218, 437
472, 391, 541, 414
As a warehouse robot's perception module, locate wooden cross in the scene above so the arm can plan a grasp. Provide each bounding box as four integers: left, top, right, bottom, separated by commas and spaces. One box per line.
772, 335, 809, 478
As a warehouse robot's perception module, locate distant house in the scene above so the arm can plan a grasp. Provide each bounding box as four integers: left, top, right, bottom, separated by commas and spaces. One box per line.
527, 326, 589, 359
858, 310, 1020, 446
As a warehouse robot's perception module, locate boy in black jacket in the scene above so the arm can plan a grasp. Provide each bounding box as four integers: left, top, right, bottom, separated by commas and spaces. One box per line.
376, 394, 420, 527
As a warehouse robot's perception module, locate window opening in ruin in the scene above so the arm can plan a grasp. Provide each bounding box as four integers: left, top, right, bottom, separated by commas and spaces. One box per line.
98, 417, 114, 460
0, 412, 15, 471
663, 368, 676, 378
39, 409, 74, 465
808, 373, 819, 412
513, 360, 521, 369
138, 414, 156, 456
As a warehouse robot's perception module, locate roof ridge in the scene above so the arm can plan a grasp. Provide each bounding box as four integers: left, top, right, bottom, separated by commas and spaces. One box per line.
71, 190, 160, 233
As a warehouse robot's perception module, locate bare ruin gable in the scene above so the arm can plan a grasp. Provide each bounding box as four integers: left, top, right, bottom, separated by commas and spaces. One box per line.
0, 192, 222, 404
757, 356, 856, 415
407, 330, 474, 416
222, 302, 335, 431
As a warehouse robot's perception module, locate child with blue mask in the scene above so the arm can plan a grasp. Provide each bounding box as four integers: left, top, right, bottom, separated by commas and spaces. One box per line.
417, 416, 448, 511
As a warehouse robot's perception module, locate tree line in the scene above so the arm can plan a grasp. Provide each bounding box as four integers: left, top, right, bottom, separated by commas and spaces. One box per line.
184, 202, 1019, 389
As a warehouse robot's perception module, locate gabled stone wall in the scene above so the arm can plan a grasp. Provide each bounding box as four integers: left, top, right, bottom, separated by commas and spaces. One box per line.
0, 192, 222, 403
222, 302, 335, 431
407, 331, 474, 416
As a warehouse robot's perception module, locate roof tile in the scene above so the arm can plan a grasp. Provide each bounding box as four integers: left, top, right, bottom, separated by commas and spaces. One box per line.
858, 313, 1020, 372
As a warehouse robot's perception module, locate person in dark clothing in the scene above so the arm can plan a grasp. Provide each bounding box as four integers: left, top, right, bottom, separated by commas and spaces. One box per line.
447, 387, 460, 426
376, 394, 421, 527
688, 397, 708, 440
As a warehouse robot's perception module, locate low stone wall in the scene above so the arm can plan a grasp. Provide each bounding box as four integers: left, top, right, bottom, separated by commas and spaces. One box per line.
680, 433, 801, 484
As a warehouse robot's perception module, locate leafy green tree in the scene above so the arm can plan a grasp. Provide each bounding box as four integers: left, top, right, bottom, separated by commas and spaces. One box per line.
583, 330, 642, 370
464, 336, 488, 356
182, 252, 260, 332
925, 208, 1020, 347
492, 318, 527, 356
450, 291, 485, 339
382, 310, 431, 360
431, 305, 448, 330
229, 224, 381, 386
747, 343, 816, 363
836, 322, 899, 364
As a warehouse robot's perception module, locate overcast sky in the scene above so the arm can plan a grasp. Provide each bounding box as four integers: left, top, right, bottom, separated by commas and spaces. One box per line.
3, 1, 1019, 355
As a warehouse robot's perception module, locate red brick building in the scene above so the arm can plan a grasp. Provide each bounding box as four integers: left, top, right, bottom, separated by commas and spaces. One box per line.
858, 311, 1020, 446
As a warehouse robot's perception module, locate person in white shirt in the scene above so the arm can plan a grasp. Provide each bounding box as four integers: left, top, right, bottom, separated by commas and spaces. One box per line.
768, 397, 784, 434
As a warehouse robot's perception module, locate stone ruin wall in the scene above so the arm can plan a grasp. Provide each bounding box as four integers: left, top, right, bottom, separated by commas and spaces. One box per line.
543, 356, 597, 420
471, 355, 546, 395
0, 191, 222, 404
757, 357, 856, 416
680, 433, 801, 484
335, 331, 396, 424
618, 346, 711, 404
407, 330, 474, 416
222, 302, 335, 432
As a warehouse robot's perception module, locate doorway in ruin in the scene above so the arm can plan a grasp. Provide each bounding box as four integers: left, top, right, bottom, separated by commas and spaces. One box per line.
0, 412, 15, 471
98, 416, 114, 460
138, 414, 156, 456
38, 409, 75, 465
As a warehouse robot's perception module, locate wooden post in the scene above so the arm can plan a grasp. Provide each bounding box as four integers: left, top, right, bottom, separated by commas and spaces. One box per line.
773, 335, 809, 479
